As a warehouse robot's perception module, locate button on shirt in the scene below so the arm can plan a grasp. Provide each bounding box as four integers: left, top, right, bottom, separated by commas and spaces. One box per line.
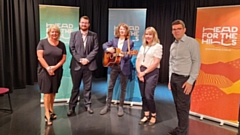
81, 30, 88, 49
169, 34, 201, 84
118, 39, 124, 50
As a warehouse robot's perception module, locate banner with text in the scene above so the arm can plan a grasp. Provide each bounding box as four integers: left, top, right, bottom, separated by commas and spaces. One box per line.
191, 6, 240, 126
39, 5, 79, 102
108, 8, 146, 105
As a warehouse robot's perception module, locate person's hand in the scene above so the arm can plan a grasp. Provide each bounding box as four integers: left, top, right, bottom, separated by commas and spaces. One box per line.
118, 53, 124, 57
138, 71, 146, 78
50, 66, 57, 72
46, 67, 54, 76
80, 58, 89, 65
182, 82, 193, 95
168, 82, 171, 90
138, 76, 144, 82
106, 47, 115, 53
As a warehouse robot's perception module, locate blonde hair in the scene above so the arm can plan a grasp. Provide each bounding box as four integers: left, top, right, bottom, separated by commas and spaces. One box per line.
47, 24, 61, 39
114, 23, 130, 39
142, 27, 160, 46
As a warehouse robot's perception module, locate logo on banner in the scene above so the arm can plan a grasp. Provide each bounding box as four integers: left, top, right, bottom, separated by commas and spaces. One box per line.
202, 26, 238, 46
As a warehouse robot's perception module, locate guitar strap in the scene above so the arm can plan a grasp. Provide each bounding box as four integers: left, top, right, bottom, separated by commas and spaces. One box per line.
127, 38, 130, 53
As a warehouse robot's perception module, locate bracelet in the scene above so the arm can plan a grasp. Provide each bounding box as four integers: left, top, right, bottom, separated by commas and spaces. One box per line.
46, 66, 51, 71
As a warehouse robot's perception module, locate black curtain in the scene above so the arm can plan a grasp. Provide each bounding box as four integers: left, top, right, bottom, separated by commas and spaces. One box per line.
1, 0, 240, 92
0, 0, 39, 92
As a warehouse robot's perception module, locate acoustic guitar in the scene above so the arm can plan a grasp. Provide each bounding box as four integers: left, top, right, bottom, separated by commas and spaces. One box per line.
103, 48, 138, 67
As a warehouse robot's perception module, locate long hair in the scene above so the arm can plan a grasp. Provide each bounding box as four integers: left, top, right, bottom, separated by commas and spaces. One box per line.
142, 27, 160, 46
114, 23, 130, 39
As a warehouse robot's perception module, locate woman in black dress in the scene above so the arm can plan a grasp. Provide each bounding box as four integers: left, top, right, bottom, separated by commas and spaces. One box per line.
37, 25, 66, 126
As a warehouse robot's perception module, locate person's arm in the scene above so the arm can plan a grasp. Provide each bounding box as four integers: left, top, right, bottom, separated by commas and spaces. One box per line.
136, 52, 144, 82
182, 39, 201, 95
69, 32, 81, 63
103, 38, 115, 53
187, 39, 201, 85
37, 49, 54, 76
51, 43, 67, 71
85, 33, 99, 63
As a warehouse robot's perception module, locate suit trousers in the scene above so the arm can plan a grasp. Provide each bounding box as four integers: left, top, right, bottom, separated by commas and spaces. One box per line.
138, 66, 159, 113
69, 65, 93, 110
107, 65, 128, 107
170, 73, 195, 135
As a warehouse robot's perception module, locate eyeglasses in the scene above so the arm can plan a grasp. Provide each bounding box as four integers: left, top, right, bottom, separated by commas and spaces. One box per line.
172, 28, 183, 31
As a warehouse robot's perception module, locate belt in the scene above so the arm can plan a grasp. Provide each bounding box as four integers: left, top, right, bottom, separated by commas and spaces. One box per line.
140, 65, 147, 68
172, 73, 189, 77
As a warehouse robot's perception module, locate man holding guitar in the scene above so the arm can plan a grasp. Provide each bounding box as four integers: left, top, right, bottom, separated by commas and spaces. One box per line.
100, 23, 135, 117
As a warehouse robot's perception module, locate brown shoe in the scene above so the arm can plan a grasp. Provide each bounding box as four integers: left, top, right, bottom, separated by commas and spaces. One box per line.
148, 115, 156, 126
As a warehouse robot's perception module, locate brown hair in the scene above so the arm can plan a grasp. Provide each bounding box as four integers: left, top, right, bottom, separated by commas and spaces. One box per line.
142, 27, 160, 46
172, 19, 185, 28
114, 23, 130, 39
79, 16, 90, 23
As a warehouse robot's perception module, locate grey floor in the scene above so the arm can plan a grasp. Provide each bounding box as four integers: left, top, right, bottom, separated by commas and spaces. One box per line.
0, 78, 239, 135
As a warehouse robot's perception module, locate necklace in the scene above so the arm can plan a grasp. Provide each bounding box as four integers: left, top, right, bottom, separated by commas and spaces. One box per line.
143, 46, 151, 62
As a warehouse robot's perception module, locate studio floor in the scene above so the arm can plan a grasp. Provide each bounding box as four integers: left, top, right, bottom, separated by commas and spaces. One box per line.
0, 78, 239, 135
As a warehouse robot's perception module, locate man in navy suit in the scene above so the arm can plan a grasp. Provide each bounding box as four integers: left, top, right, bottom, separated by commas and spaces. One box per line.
100, 23, 134, 117
67, 16, 98, 116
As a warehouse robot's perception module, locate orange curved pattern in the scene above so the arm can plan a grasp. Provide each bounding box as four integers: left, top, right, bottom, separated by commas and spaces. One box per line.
191, 85, 240, 120
201, 62, 240, 82
196, 70, 233, 88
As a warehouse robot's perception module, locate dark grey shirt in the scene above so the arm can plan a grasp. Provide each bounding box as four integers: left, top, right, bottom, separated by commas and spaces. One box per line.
169, 34, 201, 84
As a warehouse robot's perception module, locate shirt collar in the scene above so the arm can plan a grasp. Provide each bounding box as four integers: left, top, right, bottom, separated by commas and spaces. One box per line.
174, 34, 187, 43
81, 30, 88, 36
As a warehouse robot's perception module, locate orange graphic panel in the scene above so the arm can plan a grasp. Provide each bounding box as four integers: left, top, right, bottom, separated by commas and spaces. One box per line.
191, 6, 240, 125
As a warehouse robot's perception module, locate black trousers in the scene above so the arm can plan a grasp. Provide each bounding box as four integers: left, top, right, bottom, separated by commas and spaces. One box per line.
170, 73, 195, 135
69, 66, 93, 110
138, 66, 159, 113
107, 65, 128, 107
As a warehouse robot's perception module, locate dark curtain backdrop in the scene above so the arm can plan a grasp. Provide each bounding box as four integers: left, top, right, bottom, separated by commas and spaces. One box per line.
1, 0, 240, 92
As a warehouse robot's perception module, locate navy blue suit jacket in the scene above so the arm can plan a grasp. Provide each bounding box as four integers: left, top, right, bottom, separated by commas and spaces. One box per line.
102, 37, 134, 75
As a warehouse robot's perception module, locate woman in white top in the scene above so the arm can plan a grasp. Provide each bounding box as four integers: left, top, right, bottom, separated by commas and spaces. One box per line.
136, 27, 162, 126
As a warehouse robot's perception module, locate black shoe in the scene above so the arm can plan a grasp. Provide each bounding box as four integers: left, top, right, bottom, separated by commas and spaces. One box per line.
117, 106, 124, 117
100, 105, 110, 115
85, 106, 94, 114
167, 129, 177, 135
67, 109, 75, 116
49, 111, 57, 120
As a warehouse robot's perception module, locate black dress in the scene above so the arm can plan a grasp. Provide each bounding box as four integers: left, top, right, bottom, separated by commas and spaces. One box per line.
37, 39, 66, 94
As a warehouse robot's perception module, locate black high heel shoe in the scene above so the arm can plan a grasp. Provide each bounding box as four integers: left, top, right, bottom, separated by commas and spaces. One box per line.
138, 115, 150, 125
45, 116, 52, 126
49, 111, 57, 120
148, 115, 156, 126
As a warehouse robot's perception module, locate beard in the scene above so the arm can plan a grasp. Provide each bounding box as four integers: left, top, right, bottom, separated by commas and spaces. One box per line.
80, 26, 89, 31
